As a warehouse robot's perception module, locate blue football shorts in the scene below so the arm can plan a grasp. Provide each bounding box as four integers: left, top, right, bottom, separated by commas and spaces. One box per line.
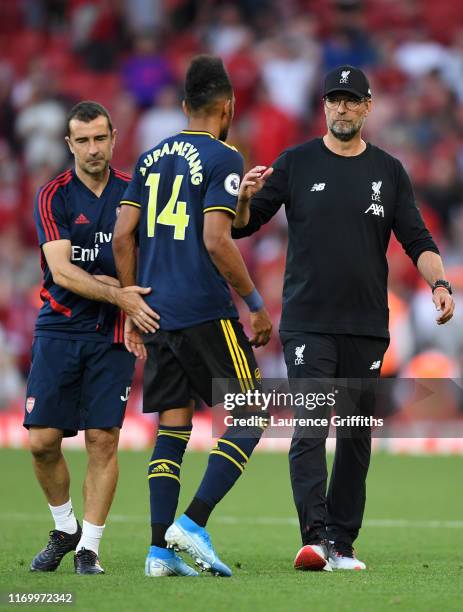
24, 337, 135, 437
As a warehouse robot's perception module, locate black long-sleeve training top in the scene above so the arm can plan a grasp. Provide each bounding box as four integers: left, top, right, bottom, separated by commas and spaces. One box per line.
232, 138, 439, 338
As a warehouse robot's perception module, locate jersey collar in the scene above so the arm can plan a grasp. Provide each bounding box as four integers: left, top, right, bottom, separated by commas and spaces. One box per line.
181, 130, 216, 139
71, 166, 114, 199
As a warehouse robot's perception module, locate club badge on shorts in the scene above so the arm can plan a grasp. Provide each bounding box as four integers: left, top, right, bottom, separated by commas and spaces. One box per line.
26, 397, 36, 413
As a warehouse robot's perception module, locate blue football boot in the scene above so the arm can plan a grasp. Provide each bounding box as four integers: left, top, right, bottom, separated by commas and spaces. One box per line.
165, 515, 232, 577
145, 545, 198, 577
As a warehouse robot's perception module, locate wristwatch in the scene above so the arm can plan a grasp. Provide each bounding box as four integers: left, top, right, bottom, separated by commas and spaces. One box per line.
432, 279, 452, 294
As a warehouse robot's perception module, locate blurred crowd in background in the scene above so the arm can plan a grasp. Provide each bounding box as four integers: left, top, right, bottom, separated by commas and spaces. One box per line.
1, 0, 463, 416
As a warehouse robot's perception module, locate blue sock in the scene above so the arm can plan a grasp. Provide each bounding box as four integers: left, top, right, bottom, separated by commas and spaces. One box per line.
186, 425, 263, 526
149, 425, 191, 546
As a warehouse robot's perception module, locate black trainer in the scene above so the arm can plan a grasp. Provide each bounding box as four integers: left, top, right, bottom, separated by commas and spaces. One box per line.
30, 522, 82, 572
74, 548, 105, 575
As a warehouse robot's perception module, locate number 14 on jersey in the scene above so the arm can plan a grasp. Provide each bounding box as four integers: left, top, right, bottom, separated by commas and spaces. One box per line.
145, 173, 190, 240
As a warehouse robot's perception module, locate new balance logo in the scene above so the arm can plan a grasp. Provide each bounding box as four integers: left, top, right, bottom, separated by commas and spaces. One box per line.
75, 213, 90, 224
310, 183, 325, 191
364, 203, 384, 217
151, 463, 174, 474
370, 360, 381, 370
295, 344, 306, 365
340, 70, 351, 83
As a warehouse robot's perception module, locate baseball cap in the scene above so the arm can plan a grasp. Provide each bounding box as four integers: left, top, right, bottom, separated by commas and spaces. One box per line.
323, 65, 371, 99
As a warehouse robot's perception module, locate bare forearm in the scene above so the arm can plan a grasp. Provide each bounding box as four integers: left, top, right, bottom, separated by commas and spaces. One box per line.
93, 274, 121, 287
54, 264, 118, 303
208, 237, 254, 296
113, 235, 137, 287
232, 196, 251, 229
416, 251, 446, 287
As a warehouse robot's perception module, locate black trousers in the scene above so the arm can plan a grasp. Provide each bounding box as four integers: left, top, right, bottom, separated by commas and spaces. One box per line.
280, 332, 389, 546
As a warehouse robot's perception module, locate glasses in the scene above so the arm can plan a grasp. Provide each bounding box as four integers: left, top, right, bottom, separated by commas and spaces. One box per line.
324, 96, 366, 111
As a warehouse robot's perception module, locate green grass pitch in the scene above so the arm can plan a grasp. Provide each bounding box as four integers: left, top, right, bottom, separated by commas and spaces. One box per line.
0, 449, 462, 611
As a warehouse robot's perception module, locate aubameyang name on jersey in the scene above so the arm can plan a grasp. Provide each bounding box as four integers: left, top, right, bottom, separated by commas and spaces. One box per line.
71, 232, 112, 262
139, 141, 203, 185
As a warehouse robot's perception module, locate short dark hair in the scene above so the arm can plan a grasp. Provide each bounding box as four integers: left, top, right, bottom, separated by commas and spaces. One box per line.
184, 55, 233, 112
66, 101, 113, 136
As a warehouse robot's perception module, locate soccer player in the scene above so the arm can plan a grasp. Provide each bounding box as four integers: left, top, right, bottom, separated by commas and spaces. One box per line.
25, 101, 160, 575
233, 65, 454, 571
113, 55, 273, 577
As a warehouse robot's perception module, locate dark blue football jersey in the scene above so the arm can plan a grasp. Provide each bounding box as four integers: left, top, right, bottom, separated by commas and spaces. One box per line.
120, 130, 243, 330
34, 167, 131, 342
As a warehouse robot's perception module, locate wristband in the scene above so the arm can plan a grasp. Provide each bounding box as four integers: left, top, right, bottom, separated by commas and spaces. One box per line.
432, 279, 452, 295
242, 288, 264, 312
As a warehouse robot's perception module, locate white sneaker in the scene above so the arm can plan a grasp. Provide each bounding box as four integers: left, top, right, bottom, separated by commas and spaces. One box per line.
329, 542, 366, 570
294, 542, 332, 572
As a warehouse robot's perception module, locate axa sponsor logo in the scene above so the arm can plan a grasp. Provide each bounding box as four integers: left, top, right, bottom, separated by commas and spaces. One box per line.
364, 203, 384, 217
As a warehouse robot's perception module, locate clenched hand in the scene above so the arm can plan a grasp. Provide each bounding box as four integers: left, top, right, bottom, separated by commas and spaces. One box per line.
433, 288, 454, 325
249, 308, 273, 347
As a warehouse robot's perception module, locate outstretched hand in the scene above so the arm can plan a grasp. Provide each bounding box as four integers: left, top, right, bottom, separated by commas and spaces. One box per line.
239, 166, 274, 202
116, 286, 160, 333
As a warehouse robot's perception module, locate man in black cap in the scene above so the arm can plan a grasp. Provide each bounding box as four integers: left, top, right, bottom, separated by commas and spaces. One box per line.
232, 65, 454, 570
